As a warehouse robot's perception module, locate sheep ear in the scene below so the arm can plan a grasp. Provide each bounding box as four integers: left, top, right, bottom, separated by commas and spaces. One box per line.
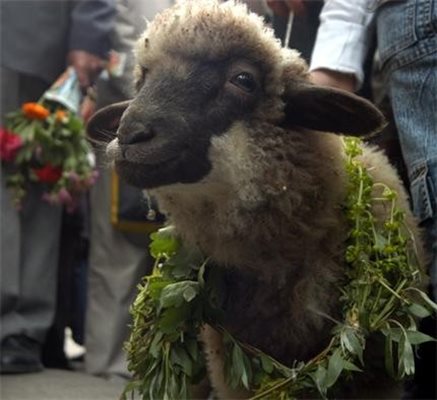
282, 83, 386, 136
87, 100, 131, 143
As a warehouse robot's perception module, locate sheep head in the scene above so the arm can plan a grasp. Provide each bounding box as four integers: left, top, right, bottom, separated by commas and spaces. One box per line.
87, 0, 385, 190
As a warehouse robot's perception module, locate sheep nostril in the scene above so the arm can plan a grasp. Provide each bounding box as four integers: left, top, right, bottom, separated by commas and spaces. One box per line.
118, 127, 155, 145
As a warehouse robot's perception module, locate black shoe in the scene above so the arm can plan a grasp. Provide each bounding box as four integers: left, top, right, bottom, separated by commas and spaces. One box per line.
1, 335, 44, 374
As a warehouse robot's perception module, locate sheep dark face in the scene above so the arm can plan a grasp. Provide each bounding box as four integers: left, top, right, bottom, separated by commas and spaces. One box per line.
87, 0, 385, 191
88, 58, 263, 189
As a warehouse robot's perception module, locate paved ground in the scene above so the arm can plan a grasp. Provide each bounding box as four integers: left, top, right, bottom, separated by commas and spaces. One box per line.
0, 369, 126, 400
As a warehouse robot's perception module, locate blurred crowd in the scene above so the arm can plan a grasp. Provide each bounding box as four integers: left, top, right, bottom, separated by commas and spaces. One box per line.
0, 0, 435, 398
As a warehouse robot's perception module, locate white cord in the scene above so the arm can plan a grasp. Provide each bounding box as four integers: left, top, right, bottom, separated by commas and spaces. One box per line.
283, 11, 294, 48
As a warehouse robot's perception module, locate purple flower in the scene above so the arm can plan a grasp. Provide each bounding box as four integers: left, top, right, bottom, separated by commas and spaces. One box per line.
57, 188, 73, 204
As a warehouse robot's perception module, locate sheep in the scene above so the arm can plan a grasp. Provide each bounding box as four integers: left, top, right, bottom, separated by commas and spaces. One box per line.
87, 0, 426, 398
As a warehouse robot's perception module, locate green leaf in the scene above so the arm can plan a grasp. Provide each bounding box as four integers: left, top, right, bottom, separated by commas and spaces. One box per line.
20, 123, 37, 140
409, 289, 437, 312
325, 349, 345, 388
150, 228, 180, 259
241, 363, 250, 390
63, 156, 78, 170
260, 354, 274, 374
227, 342, 253, 390
398, 334, 415, 377
340, 329, 364, 364
231, 344, 245, 387
241, 352, 253, 390
15, 146, 34, 163
159, 281, 199, 309
59, 127, 72, 138
382, 327, 402, 343
143, 358, 159, 378
68, 115, 84, 132
405, 330, 437, 345
408, 303, 432, 318
382, 328, 436, 346
166, 246, 203, 279
171, 346, 193, 376
158, 305, 189, 334
147, 277, 173, 301
341, 359, 362, 372
183, 284, 198, 302
149, 331, 163, 358
373, 233, 388, 251
310, 365, 328, 398
179, 376, 189, 398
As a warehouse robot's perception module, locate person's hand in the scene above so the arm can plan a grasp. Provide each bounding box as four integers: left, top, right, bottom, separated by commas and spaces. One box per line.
266, 0, 306, 17
68, 50, 105, 91
310, 69, 357, 93
80, 94, 97, 123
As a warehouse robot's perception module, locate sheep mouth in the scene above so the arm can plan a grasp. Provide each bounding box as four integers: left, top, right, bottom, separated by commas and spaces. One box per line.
115, 156, 182, 189
107, 135, 212, 189
119, 143, 181, 166
106, 136, 184, 165
114, 149, 211, 189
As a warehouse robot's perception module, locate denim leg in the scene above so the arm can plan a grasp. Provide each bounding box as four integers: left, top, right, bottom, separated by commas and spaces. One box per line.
389, 51, 437, 294
377, 0, 437, 300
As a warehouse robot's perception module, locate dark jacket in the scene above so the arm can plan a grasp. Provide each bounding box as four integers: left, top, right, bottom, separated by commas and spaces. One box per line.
0, 0, 116, 83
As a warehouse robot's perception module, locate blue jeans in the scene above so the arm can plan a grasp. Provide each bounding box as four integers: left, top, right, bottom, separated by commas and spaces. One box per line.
377, 0, 437, 300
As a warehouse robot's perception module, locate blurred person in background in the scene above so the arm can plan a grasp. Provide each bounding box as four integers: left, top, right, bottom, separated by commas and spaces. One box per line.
81, 0, 173, 380
0, 0, 115, 374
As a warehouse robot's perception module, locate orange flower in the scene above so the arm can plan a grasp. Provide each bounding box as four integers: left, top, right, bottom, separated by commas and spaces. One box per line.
22, 102, 50, 120
55, 109, 68, 123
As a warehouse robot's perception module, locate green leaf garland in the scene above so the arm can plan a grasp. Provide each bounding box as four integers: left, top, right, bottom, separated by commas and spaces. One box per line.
123, 138, 436, 399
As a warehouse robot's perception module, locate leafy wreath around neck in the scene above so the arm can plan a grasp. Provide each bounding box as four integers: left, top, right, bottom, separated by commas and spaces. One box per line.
122, 137, 437, 400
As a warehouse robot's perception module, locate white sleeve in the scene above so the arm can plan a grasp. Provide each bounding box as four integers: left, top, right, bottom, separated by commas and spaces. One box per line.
309, 0, 376, 89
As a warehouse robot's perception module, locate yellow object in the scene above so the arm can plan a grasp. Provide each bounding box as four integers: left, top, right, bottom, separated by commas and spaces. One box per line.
110, 169, 162, 234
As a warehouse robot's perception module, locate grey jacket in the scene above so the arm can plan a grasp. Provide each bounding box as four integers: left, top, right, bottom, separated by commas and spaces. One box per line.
97, 0, 173, 105
1, 0, 116, 83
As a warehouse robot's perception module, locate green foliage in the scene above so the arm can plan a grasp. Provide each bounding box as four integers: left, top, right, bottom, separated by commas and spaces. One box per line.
124, 137, 436, 399
122, 229, 207, 400
339, 137, 436, 382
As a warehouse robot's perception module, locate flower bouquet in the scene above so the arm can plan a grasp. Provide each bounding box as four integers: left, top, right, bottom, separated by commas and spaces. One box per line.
0, 68, 97, 211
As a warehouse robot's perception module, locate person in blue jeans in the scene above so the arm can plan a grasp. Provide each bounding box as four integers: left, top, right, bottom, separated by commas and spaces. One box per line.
269, 0, 436, 398
311, 0, 437, 299
375, 3, 437, 398
376, 1, 437, 302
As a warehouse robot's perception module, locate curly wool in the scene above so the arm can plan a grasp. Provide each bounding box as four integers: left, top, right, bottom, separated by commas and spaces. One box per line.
126, 1, 425, 398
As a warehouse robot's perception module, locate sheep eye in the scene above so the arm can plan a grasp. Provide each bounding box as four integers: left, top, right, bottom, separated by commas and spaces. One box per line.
230, 72, 257, 93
